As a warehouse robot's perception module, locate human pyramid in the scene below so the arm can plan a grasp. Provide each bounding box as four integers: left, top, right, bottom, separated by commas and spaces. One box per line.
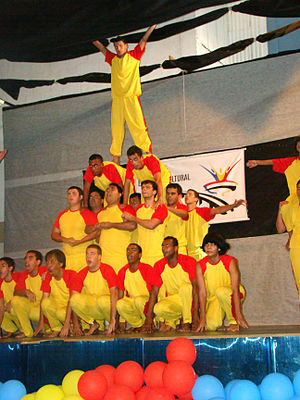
0, 26, 299, 340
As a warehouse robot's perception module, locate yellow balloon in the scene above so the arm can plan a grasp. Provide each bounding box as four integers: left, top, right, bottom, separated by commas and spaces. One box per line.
62, 370, 84, 396
21, 394, 36, 400
36, 385, 64, 400
63, 396, 84, 400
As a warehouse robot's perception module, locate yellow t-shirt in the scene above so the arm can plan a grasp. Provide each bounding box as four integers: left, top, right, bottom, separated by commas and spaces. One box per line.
281, 202, 300, 248
15, 266, 48, 305
118, 263, 152, 298
74, 264, 117, 296
42, 270, 76, 308
165, 203, 188, 253
0, 273, 19, 304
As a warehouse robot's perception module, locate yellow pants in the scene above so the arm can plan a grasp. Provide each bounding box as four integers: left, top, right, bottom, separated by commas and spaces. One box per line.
206, 286, 246, 331
290, 248, 300, 303
11, 296, 40, 337
154, 283, 193, 329
117, 296, 149, 328
41, 297, 67, 332
1, 309, 20, 333
70, 293, 110, 331
110, 96, 152, 157
66, 253, 87, 272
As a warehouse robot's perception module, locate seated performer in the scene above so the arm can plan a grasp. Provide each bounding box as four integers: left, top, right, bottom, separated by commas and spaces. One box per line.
86, 184, 136, 272
83, 153, 133, 207
0, 257, 20, 338
247, 135, 300, 203
70, 244, 118, 335
34, 249, 77, 338
196, 233, 248, 332
51, 186, 98, 272
117, 243, 152, 332
12, 250, 48, 338
142, 236, 199, 333
276, 179, 300, 303
93, 26, 156, 165
123, 146, 171, 206
185, 189, 246, 261
122, 180, 168, 266
165, 183, 188, 254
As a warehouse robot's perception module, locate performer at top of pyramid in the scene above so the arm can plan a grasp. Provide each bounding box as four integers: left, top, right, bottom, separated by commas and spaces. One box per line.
93, 25, 157, 165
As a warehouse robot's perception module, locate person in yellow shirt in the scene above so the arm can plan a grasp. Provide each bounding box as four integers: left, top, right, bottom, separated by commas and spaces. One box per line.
142, 236, 199, 333
51, 186, 98, 272
0, 257, 20, 338
165, 183, 188, 254
276, 179, 300, 303
196, 232, 248, 332
12, 250, 48, 338
85, 183, 136, 272
185, 189, 246, 261
122, 180, 168, 266
33, 249, 78, 338
117, 243, 152, 332
88, 188, 104, 217
129, 193, 142, 243
123, 146, 171, 206
70, 244, 118, 336
93, 26, 156, 165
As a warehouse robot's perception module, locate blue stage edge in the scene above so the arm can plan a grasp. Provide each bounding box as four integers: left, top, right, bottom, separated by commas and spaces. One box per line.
1, 335, 300, 393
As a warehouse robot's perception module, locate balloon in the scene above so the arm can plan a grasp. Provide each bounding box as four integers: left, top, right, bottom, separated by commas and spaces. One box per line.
229, 380, 260, 400
166, 338, 196, 365
95, 365, 116, 388
293, 369, 300, 395
162, 360, 195, 397
62, 370, 84, 396
114, 361, 144, 392
192, 375, 225, 400
289, 396, 300, 400
35, 385, 64, 400
63, 396, 84, 400
104, 384, 135, 400
260, 373, 294, 400
136, 386, 151, 400
144, 362, 167, 388
177, 391, 193, 399
0, 380, 27, 400
21, 395, 36, 400
225, 380, 240, 399
145, 387, 175, 400
78, 370, 107, 400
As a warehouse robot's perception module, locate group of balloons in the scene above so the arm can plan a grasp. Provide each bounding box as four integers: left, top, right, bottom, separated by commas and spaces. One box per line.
1, 337, 300, 400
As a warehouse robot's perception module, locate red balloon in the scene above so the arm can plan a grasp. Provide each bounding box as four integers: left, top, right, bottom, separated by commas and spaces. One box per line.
145, 387, 175, 400
136, 386, 151, 400
78, 370, 108, 400
166, 338, 196, 365
177, 391, 193, 400
162, 360, 196, 397
144, 361, 167, 388
115, 360, 144, 392
104, 384, 135, 400
95, 365, 116, 387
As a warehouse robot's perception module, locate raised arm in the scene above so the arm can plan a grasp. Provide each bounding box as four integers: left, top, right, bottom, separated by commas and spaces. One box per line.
92, 40, 107, 56
139, 25, 157, 50
246, 159, 273, 168
210, 199, 246, 216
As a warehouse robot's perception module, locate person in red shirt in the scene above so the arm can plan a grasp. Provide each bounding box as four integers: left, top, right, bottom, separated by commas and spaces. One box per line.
93, 26, 156, 165
142, 236, 200, 333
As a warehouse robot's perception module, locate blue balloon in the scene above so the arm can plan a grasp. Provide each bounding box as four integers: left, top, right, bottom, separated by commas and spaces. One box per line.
293, 369, 300, 395
289, 396, 300, 400
229, 380, 261, 400
0, 380, 26, 400
192, 375, 225, 400
208, 398, 225, 400
225, 380, 240, 399
260, 373, 294, 400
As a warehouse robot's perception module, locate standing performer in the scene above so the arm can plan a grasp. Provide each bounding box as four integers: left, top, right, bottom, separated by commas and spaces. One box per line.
196, 233, 248, 332
93, 25, 157, 165
276, 180, 300, 303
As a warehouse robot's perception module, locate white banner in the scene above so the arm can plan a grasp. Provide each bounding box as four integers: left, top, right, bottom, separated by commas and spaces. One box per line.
163, 148, 248, 224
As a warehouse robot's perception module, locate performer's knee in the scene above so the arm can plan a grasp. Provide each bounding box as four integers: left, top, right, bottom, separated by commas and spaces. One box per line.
11, 295, 28, 310
215, 287, 230, 301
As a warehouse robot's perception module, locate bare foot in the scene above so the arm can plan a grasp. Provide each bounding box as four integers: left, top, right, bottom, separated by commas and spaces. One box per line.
45, 331, 59, 338
126, 327, 137, 334
178, 323, 191, 332
2, 332, 14, 339
159, 323, 173, 332
85, 322, 100, 336
112, 156, 120, 165
15, 332, 27, 339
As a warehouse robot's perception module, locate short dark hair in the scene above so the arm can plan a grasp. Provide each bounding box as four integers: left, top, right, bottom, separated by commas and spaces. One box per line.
68, 186, 84, 197
297, 179, 300, 186
130, 192, 141, 201
89, 154, 103, 163
141, 180, 158, 194
201, 232, 230, 255
127, 145, 143, 157
108, 183, 123, 194
89, 187, 105, 200
86, 244, 102, 255
0, 257, 15, 272
163, 236, 178, 247
128, 243, 142, 254
111, 36, 128, 44
45, 249, 66, 268
166, 183, 183, 195
26, 250, 43, 264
